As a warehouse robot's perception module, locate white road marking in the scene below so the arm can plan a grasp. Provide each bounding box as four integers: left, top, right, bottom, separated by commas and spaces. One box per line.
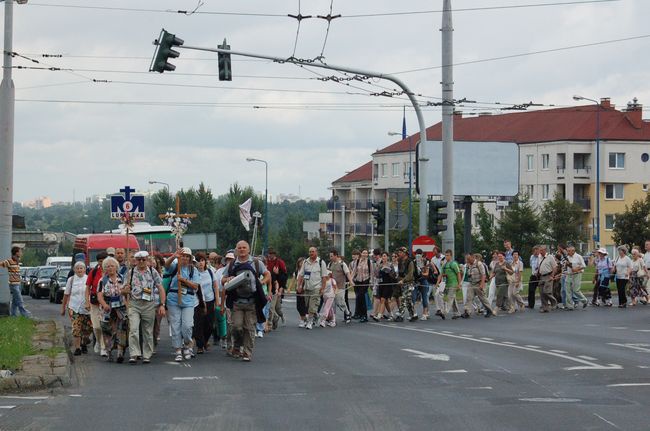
611, 327, 628, 330
164, 361, 181, 366
468, 386, 493, 390
374, 323, 623, 371
172, 376, 219, 381
402, 349, 450, 361
439, 369, 467, 373
502, 341, 516, 345
519, 398, 580, 403
607, 383, 650, 387
636, 329, 650, 333
460, 334, 473, 338
480, 337, 494, 341
550, 350, 568, 354
593, 413, 622, 430
183, 363, 192, 368
69, 394, 82, 398
441, 331, 454, 334
608, 343, 650, 353
0, 406, 16, 409
578, 355, 598, 361
322, 371, 336, 375
525, 345, 541, 349
638, 366, 650, 369
584, 324, 600, 327
0, 396, 49, 400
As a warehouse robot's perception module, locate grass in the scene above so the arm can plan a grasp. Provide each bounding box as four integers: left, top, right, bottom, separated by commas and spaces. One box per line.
43, 346, 65, 359
0, 317, 36, 371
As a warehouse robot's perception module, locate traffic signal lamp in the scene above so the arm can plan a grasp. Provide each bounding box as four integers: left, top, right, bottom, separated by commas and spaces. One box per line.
371, 202, 386, 235
150, 29, 184, 73
218, 39, 232, 81
428, 200, 448, 235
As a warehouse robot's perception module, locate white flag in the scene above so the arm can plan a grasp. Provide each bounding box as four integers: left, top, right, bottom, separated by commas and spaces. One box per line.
239, 198, 252, 231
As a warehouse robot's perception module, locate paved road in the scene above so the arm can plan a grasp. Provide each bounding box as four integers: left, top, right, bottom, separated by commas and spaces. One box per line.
2, 296, 649, 431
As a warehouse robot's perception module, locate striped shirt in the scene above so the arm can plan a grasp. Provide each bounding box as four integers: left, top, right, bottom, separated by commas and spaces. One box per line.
0, 258, 21, 284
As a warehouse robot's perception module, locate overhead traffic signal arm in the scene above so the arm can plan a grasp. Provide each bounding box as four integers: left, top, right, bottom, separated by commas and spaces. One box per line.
218, 39, 232, 81
150, 29, 184, 73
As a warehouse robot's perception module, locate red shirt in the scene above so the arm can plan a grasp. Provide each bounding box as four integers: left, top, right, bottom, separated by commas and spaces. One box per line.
86, 264, 103, 294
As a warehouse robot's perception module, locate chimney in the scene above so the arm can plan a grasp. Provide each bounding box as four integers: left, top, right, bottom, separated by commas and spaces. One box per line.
625, 97, 643, 129
600, 97, 612, 109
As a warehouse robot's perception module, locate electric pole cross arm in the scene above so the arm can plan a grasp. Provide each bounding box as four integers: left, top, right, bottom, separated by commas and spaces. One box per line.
148, 29, 431, 237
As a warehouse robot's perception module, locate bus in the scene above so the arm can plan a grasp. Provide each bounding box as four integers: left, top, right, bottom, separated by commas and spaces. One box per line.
110, 222, 176, 257
73, 233, 141, 268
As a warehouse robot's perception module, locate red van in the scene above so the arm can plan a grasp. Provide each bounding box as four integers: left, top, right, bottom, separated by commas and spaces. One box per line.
73, 233, 141, 267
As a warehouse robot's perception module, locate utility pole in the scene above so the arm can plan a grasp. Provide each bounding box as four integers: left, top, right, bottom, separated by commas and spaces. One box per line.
340, 204, 346, 258
384, 190, 389, 251
441, 0, 455, 253
0, 0, 17, 316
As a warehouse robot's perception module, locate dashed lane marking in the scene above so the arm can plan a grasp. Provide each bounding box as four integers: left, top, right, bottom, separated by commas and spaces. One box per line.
550, 350, 568, 354
402, 349, 450, 361
607, 383, 650, 387
468, 386, 493, 390
172, 376, 219, 381
525, 345, 541, 349
373, 323, 623, 371
519, 398, 580, 403
0, 396, 49, 400
636, 329, 650, 333
460, 334, 473, 338
607, 343, 650, 353
480, 337, 494, 341
438, 369, 467, 373
502, 341, 516, 345
612, 327, 628, 330
0, 406, 16, 409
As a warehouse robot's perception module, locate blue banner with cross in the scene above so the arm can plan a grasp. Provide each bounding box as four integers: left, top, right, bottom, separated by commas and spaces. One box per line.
110, 186, 145, 220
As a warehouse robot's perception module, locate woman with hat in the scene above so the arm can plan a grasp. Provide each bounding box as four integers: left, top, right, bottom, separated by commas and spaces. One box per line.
593, 248, 614, 307
164, 247, 201, 362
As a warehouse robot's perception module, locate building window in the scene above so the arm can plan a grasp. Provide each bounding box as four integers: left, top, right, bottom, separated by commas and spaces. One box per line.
605, 184, 624, 200
373, 164, 379, 181
541, 154, 550, 170
605, 245, 615, 257
605, 214, 616, 231
608, 152, 625, 169
522, 185, 534, 199
526, 155, 534, 171
380, 163, 387, 177
542, 184, 550, 200
392, 162, 400, 177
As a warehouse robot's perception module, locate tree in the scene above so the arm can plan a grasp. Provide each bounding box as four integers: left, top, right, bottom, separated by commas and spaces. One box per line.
214, 183, 264, 250
473, 203, 498, 256
150, 189, 175, 224
496, 196, 542, 256
541, 192, 587, 247
612, 194, 650, 248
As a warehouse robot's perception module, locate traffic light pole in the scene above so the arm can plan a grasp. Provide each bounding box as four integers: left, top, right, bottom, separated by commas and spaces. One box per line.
178, 43, 431, 240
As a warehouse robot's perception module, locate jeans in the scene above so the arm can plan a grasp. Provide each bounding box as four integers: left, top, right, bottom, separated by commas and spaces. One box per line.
10, 284, 30, 317
167, 303, 195, 349
412, 280, 430, 311
565, 272, 587, 308
256, 301, 270, 332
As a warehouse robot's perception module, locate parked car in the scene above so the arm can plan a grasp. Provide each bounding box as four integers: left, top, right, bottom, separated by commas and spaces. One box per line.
29, 266, 58, 299
49, 267, 70, 304
21, 267, 37, 295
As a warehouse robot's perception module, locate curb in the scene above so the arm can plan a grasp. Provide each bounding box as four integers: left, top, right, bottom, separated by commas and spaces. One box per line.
0, 320, 72, 393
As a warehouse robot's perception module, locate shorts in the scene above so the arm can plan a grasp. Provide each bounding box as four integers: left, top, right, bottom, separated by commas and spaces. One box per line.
379, 283, 393, 300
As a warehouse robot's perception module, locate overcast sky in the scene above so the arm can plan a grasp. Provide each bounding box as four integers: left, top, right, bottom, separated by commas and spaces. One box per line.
7, 0, 649, 203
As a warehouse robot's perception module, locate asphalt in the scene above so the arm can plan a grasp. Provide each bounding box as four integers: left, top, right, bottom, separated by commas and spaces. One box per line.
1, 295, 649, 431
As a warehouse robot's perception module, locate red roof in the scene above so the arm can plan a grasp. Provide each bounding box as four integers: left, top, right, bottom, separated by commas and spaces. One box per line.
376, 104, 650, 154
333, 161, 373, 183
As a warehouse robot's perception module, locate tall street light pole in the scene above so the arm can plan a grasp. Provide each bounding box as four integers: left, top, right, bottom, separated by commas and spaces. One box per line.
0, 0, 26, 316
573, 95, 601, 247
148, 180, 170, 194
246, 158, 268, 255
441, 0, 455, 253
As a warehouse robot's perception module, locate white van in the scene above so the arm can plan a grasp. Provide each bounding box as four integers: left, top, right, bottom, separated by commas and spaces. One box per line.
45, 256, 72, 267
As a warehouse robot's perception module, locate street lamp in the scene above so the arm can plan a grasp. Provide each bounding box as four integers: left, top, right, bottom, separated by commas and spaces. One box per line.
573, 95, 601, 246
0, 0, 28, 316
246, 158, 268, 255
388, 131, 414, 252
148, 180, 170, 194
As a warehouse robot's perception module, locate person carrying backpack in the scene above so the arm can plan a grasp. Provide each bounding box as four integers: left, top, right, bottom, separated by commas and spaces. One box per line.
222, 241, 270, 362
164, 247, 201, 362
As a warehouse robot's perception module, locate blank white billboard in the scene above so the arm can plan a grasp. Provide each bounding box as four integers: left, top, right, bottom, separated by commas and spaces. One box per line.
416, 141, 519, 197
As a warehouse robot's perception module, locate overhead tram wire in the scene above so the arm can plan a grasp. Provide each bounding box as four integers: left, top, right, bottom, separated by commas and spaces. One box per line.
25, 0, 619, 17
392, 33, 650, 74
315, 0, 340, 62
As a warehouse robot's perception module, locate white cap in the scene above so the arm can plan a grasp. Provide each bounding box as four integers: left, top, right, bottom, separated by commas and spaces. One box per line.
180, 247, 192, 256
225, 252, 235, 259
134, 250, 149, 258
597, 247, 608, 255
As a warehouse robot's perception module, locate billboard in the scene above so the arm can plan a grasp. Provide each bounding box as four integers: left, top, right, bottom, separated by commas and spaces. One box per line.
416, 141, 519, 197
110, 186, 145, 220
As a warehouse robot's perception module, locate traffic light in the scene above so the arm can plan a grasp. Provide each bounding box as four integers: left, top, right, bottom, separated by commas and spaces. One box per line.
218, 39, 232, 81
371, 202, 386, 235
150, 29, 184, 73
428, 200, 448, 235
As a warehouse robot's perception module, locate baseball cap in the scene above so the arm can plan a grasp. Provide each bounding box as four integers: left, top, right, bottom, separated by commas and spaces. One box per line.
180, 247, 192, 256
106, 247, 116, 256
134, 250, 149, 259
597, 247, 608, 255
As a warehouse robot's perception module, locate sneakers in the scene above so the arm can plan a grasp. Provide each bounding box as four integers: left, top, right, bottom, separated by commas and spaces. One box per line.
319, 320, 326, 328
241, 353, 251, 362
394, 315, 404, 322
100, 349, 108, 358
94, 343, 100, 354
129, 357, 137, 364
420, 314, 428, 321
435, 310, 446, 320
461, 312, 470, 319
142, 358, 151, 364
327, 321, 336, 327
305, 320, 313, 330
409, 315, 419, 322
183, 348, 192, 360
256, 330, 264, 338
359, 316, 368, 323
116, 354, 124, 364
344, 312, 352, 324
371, 315, 380, 322
175, 351, 183, 362
298, 320, 306, 328
73, 348, 82, 356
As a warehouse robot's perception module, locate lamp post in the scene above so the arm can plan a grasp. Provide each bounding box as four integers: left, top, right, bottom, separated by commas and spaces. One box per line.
573, 95, 601, 246
148, 180, 170, 194
246, 158, 268, 255
388, 131, 413, 252
0, 0, 27, 316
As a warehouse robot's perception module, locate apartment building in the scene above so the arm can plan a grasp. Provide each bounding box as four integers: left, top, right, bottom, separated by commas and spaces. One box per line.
330, 98, 650, 253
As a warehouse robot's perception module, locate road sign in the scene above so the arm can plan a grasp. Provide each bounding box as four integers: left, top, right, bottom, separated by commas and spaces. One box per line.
412, 235, 436, 259
110, 186, 145, 220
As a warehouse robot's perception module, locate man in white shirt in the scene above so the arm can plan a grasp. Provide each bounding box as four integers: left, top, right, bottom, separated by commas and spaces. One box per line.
564, 246, 588, 309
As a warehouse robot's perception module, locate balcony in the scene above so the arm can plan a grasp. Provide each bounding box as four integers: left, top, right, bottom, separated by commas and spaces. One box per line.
574, 197, 591, 211
326, 223, 374, 236
556, 167, 566, 178
574, 166, 591, 178
354, 200, 374, 211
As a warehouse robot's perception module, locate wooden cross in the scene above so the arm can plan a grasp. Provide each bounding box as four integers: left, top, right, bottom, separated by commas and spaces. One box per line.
158, 194, 197, 304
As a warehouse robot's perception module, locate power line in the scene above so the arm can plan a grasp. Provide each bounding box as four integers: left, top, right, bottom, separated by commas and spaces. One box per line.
25, 0, 619, 17
20, 53, 271, 63
316, 0, 340, 61
392, 33, 650, 74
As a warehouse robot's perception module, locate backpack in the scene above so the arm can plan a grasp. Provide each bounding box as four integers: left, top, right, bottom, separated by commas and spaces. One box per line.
226, 258, 263, 299
163, 261, 195, 293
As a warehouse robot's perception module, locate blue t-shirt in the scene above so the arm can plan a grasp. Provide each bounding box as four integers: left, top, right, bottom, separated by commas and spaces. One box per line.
167, 260, 201, 308
198, 269, 215, 303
